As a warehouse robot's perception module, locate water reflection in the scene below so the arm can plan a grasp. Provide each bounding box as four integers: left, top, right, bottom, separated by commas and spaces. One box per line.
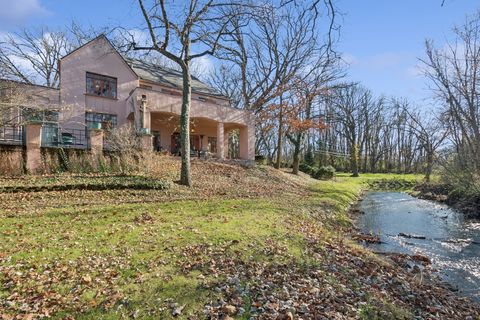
357, 192, 480, 301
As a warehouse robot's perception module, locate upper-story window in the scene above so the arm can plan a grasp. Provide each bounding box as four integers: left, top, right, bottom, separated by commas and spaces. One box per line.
86, 72, 117, 99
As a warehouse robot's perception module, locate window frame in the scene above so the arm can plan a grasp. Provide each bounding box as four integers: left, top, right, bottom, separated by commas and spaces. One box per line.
85, 72, 118, 99
85, 112, 118, 130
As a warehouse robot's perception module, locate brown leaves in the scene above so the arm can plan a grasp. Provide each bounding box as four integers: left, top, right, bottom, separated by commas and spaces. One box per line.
133, 213, 155, 224
0, 159, 309, 218
0, 255, 127, 318
201, 230, 479, 319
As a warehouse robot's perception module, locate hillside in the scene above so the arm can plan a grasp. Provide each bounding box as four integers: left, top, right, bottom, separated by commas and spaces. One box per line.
0, 158, 478, 319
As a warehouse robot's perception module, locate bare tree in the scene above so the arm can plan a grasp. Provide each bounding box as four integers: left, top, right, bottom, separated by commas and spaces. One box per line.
330, 84, 379, 177
0, 28, 72, 88
406, 109, 449, 182
212, 0, 338, 166
422, 11, 480, 182
132, 0, 239, 186
285, 56, 341, 174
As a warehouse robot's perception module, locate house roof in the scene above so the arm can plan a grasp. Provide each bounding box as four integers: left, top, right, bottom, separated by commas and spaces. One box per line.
125, 58, 224, 98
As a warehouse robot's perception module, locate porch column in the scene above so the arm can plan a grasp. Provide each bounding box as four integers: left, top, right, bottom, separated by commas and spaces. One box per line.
139, 94, 151, 132
143, 109, 151, 132
217, 122, 224, 159
25, 123, 42, 174
239, 124, 255, 160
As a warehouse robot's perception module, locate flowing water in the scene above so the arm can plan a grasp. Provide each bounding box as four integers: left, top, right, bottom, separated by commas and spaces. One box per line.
356, 192, 480, 301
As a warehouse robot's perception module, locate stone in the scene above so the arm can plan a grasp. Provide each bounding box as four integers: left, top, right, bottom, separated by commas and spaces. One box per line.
171, 304, 185, 317
300, 303, 309, 314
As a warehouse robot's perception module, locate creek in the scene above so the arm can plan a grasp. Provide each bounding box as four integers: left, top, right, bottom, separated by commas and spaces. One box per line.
357, 191, 480, 301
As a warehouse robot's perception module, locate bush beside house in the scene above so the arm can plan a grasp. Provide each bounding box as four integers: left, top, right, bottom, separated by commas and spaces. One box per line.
299, 162, 336, 180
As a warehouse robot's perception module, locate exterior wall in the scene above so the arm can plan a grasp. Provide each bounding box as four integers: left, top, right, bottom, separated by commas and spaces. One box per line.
0, 80, 60, 120
59, 37, 139, 129
139, 79, 229, 108
19, 84, 60, 109
133, 88, 251, 126
134, 87, 249, 126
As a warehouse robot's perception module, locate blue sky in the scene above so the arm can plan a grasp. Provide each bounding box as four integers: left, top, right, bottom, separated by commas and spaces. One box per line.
0, 0, 478, 104
337, 0, 479, 104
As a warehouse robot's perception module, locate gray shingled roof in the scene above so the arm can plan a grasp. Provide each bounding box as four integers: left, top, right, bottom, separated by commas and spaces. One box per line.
125, 58, 224, 98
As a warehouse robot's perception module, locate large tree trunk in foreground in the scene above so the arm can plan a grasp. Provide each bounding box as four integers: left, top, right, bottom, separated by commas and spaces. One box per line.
180, 63, 192, 187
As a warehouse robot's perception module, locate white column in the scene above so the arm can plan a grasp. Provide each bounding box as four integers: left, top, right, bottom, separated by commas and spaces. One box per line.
239, 124, 255, 160
217, 122, 224, 159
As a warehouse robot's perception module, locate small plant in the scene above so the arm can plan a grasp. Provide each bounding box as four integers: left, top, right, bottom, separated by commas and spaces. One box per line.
255, 155, 267, 165
299, 162, 314, 175
312, 165, 335, 180
358, 303, 379, 320
357, 300, 411, 320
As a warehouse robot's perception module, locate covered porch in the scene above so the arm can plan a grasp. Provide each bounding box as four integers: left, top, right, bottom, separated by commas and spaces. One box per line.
132, 87, 255, 160
147, 111, 251, 160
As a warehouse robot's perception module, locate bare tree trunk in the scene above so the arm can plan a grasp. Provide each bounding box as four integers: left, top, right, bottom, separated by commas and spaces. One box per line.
424, 151, 433, 183
351, 143, 359, 177
275, 96, 284, 169
180, 63, 192, 186
291, 134, 302, 175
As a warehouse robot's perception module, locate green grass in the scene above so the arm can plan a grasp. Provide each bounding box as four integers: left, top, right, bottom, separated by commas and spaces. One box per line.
0, 174, 170, 192
0, 173, 419, 319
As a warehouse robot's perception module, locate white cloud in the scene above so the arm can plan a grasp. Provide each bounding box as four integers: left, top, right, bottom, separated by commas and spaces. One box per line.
406, 64, 423, 78
344, 52, 408, 70
126, 29, 150, 47
191, 55, 214, 80
366, 52, 404, 68
342, 53, 359, 66
0, 0, 49, 28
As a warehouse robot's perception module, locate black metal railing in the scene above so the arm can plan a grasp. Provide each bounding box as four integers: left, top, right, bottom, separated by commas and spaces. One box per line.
0, 125, 24, 145
41, 126, 90, 149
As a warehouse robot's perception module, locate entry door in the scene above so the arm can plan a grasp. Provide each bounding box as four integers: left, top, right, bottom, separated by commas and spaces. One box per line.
171, 134, 200, 155
190, 135, 200, 151
152, 131, 161, 151
171, 133, 180, 155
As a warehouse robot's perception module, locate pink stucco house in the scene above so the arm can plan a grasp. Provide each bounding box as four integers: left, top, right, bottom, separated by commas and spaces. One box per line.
0, 35, 255, 161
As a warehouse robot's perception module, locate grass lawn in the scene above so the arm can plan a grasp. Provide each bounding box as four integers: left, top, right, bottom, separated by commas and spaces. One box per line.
0, 168, 452, 319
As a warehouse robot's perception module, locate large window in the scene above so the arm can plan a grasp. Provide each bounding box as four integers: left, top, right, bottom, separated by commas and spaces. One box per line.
86, 72, 117, 98
22, 108, 59, 123
85, 112, 117, 130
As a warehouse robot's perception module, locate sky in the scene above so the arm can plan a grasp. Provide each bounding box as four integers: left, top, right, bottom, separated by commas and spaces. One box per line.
0, 0, 479, 105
